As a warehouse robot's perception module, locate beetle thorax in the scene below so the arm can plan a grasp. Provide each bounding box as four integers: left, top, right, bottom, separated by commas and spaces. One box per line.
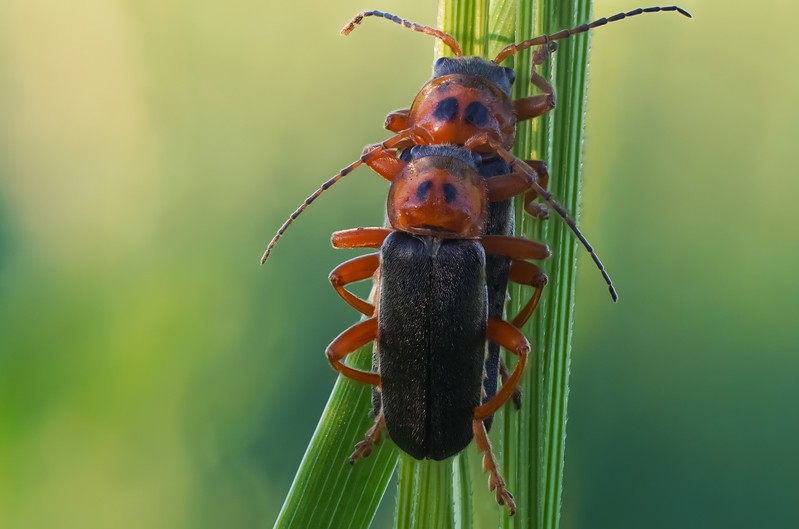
387, 156, 488, 239
408, 75, 516, 151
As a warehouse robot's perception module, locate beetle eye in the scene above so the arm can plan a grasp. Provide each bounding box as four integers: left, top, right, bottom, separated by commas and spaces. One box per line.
433, 56, 453, 74
464, 101, 489, 127
503, 67, 516, 85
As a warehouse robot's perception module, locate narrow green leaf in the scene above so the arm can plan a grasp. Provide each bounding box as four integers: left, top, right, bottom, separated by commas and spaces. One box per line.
273, 344, 398, 529
504, 0, 592, 529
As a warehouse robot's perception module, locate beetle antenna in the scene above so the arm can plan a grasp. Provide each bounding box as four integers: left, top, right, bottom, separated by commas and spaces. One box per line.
260, 160, 363, 264
475, 139, 617, 301
260, 130, 421, 265
342, 11, 464, 57
526, 176, 618, 301
494, 5, 691, 64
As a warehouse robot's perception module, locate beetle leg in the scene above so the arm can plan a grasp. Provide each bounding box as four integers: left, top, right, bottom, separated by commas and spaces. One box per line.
326, 318, 381, 386
485, 170, 537, 202
361, 146, 407, 182
513, 94, 555, 122
331, 227, 392, 249
508, 259, 548, 328
491, 260, 548, 412
498, 359, 522, 410
484, 160, 550, 219
480, 235, 551, 261
349, 409, 386, 464
329, 253, 379, 316
512, 42, 557, 123
522, 159, 551, 219
476, 318, 530, 419
473, 419, 516, 515
384, 108, 410, 133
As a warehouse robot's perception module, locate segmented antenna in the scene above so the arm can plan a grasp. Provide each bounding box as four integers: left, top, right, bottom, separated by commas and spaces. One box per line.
494, 5, 691, 64
342, 10, 464, 57
469, 136, 618, 301
260, 130, 422, 265
525, 173, 618, 302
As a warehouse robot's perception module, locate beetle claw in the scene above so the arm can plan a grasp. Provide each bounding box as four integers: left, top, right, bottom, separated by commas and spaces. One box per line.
349, 439, 374, 464
499, 490, 516, 516
511, 387, 523, 410
349, 413, 385, 465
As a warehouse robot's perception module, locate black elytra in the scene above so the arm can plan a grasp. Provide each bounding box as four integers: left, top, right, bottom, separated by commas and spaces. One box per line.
377, 231, 487, 459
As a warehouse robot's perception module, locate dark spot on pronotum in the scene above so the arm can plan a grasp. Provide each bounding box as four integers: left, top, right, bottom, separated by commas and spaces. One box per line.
433, 97, 458, 121
464, 101, 489, 127
416, 180, 432, 200
443, 183, 457, 203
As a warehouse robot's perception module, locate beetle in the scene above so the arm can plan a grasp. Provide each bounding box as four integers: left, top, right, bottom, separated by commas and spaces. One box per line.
324, 145, 550, 514
259, 4, 692, 511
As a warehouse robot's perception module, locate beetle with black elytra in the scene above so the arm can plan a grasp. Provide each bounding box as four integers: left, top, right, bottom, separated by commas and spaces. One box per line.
325, 145, 549, 514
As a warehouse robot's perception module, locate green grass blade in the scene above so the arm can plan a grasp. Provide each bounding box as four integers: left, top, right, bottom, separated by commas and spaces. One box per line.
273, 344, 398, 529
504, 0, 592, 528
538, 3, 592, 529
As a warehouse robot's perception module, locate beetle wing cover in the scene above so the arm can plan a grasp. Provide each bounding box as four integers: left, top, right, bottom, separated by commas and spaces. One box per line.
378, 233, 487, 460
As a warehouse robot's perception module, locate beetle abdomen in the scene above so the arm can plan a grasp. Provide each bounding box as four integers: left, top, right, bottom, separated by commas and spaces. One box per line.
377, 232, 487, 460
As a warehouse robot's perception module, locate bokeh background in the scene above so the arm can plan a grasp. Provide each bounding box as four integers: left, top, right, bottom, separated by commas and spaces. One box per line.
1, 0, 796, 528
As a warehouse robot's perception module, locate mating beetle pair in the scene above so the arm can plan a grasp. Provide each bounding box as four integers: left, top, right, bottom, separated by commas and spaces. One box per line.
326, 145, 548, 512
262, 5, 691, 515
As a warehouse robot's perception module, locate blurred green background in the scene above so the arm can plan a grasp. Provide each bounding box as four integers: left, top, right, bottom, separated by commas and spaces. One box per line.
0, 0, 796, 528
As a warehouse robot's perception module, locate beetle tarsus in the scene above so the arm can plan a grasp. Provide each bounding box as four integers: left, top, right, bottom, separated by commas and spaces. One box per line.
511, 388, 523, 410
474, 418, 516, 514
485, 456, 516, 515
349, 412, 385, 464
349, 439, 375, 464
